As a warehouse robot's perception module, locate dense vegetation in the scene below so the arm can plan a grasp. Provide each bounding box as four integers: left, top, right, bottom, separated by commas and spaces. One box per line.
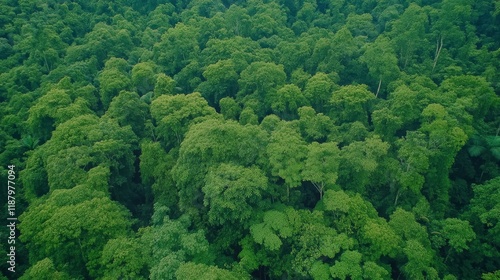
1, 0, 499, 279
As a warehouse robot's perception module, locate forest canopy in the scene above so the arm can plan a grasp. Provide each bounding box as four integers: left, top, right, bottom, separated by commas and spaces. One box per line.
1, 0, 499, 279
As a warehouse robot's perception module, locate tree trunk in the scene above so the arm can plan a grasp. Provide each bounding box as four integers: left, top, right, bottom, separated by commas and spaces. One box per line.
432, 36, 444, 72
376, 78, 382, 98
394, 188, 401, 206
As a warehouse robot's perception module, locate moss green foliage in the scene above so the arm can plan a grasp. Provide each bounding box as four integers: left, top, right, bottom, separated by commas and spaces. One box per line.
1, 0, 499, 278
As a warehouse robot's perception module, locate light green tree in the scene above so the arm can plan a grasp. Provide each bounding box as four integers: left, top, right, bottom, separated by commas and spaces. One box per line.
302, 142, 340, 199
203, 163, 269, 225
329, 84, 375, 125
360, 35, 400, 97
18, 186, 133, 278
267, 124, 307, 200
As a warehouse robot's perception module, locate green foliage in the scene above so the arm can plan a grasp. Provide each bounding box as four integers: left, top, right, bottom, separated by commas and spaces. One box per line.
18, 186, 133, 278
468, 177, 500, 265
176, 262, 250, 280
360, 35, 400, 96
237, 61, 286, 115
250, 210, 293, 251
150, 92, 218, 147
172, 118, 267, 218
19, 258, 71, 280
104, 90, 149, 136
203, 163, 269, 225
131, 62, 157, 95
302, 142, 340, 199
267, 124, 307, 199
329, 85, 375, 125
322, 190, 379, 234
219, 97, 241, 120
304, 72, 336, 112
5, 0, 499, 278
337, 136, 390, 193
441, 218, 475, 252
361, 218, 401, 259
97, 58, 132, 109
330, 250, 363, 280
198, 59, 239, 105
153, 23, 200, 75
153, 73, 176, 97
270, 84, 308, 120
239, 107, 259, 125
98, 237, 147, 279
140, 208, 212, 280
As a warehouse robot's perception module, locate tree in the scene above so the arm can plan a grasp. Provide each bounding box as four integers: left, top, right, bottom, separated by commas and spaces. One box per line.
219, 97, 241, 120
316, 27, 357, 75
361, 218, 401, 259
65, 23, 133, 66
440, 218, 476, 259
146, 3, 175, 33
346, 13, 377, 39
385, 84, 428, 128
224, 5, 252, 37
153, 23, 200, 75
98, 237, 148, 280
467, 134, 500, 181
203, 163, 269, 225
321, 190, 379, 234
297, 106, 335, 142
419, 103, 468, 214
302, 142, 340, 199
303, 72, 336, 112
439, 75, 496, 122
18, 186, 133, 278
270, 84, 308, 120
13, 24, 67, 73
337, 137, 390, 193
19, 258, 71, 280
200, 37, 259, 70
389, 3, 429, 70
237, 61, 286, 116
248, 209, 293, 254
329, 84, 375, 125
267, 124, 307, 200
153, 73, 176, 97
239, 107, 259, 125
26, 88, 73, 141
21, 113, 139, 213
330, 250, 363, 280
371, 106, 403, 141
468, 177, 500, 270
401, 239, 438, 280
150, 92, 218, 148
276, 39, 311, 74
172, 119, 268, 219
131, 62, 157, 95
176, 262, 250, 280
360, 35, 400, 97
247, 1, 290, 40
388, 208, 430, 246
104, 90, 149, 137
139, 140, 177, 208
429, 0, 475, 72
197, 59, 239, 106
140, 206, 212, 280
386, 208, 440, 279
394, 131, 430, 205
97, 58, 132, 109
